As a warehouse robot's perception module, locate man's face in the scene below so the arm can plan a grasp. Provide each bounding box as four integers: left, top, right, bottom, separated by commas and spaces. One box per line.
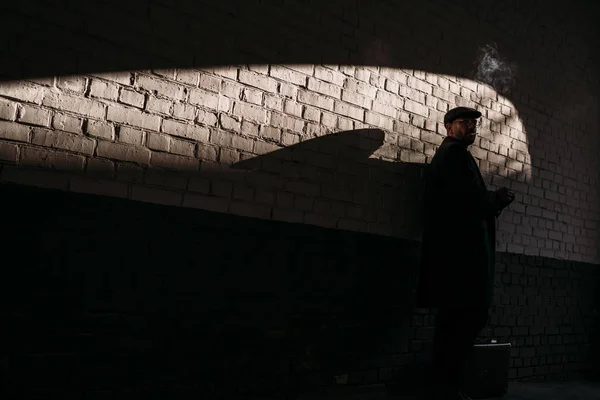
446, 118, 480, 145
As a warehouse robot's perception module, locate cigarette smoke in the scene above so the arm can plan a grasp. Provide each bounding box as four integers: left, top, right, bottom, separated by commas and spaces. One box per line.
474, 44, 517, 94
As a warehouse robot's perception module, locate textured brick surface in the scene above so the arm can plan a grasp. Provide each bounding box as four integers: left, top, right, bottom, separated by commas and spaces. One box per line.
1, 183, 598, 399
0, 0, 598, 397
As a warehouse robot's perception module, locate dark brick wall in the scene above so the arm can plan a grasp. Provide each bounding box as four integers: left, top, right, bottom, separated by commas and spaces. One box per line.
2, 183, 599, 399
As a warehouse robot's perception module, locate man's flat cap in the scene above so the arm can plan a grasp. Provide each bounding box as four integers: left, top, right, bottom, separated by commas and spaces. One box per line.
443, 107, 482, 124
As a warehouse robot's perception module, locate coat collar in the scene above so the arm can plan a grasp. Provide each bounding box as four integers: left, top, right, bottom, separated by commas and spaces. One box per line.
443, 135, 470, 149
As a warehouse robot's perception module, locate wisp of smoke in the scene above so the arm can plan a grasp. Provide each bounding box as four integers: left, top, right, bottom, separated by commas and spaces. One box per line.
474, 44, 517, 94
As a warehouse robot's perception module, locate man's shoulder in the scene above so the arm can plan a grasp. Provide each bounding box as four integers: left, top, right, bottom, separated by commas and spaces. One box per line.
433, 138, 468, 161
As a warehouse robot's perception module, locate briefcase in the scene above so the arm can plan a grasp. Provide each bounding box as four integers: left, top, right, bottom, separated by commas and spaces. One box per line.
460, 339, 511, 399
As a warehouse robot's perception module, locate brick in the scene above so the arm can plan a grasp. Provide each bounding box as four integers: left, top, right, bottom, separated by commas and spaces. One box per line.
248, 64, 269, 74
175, 69, 199, 86
418, 130, 443, 146
162, 119, 209, 141
153, 69, 176, 80
407, 76, 433, 94
44, 92, 106, 119
183, 193, 229, 213
365, 111, 394, 131
188, 88, 219, 110
260, 126, 281, 141
146, 96, 172, 115
334, 101, 364, 121
31, 128, 94, 155
188, 176, 210, 193
404, 99, 429, 117
172, 103, 196, 121
232, 101, 267, 123
220, 114, 241, 132
204, 66, 238, 80
385, 79, 400, 94
144, 168, 188, 190
210, 130, 234, 147
151, 151, 199, 171
372, 101, 397, 118
170, 138, 195, 157
86, 158, 115, 178
219, 148, 240, 164
254, 140, 281, 155
242, 88, 263, 105
89, 79, 119, 101
18, 104, 52, 127
279, 83, 298, 99
20, 146, 85, 171
86, 119, 114, 140
0, 120, 31, 142
376, 90, 404, 107
27, 77, 54, 86
229, 201, 271, 220
303, 106, 321, 122
197, 143, 218, 161
119, 89, 145, 108
196, 109, 218, 126
241, 120, 259, 137
136, 74, 185, 100
488, 152, 507, 166
0, 99, 17, 121
270, 66, 308, 86
131, 185, 182, 206
284, 100, 303, 117
273, 208, 304, 223
337, 116, 353, 130
307, 78, 341, 98
91, 72, 131, 85
270, 113, 305, 133
355, 68, 371, 83
345, 78, 378, 98
341, 90, 372, 108
146, 132, 170, 152
217, 95, 232, 113
71, 177, 129, 198
57, 75, 87, 93
297, 90, 334, 110
314, 66, 346, 87
106, 106, 160, 131
221, 81, 243, 99
321, 112, 338, 128
52, 112, 83, 134
97, 141, 150, 164
255, 190, 276, 205
1, 165, 68, 190
239, 70, 278, 93
0, 141, 18, 162
286, 65, 314, 75
118, 126, 144, 146
199, 74, 220, 92
0, 82, 46, 104
264, 94, 284, 111
116, 162, 144, 182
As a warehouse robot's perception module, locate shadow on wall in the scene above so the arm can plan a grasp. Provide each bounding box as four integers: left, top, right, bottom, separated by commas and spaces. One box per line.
1, 129, 427, 398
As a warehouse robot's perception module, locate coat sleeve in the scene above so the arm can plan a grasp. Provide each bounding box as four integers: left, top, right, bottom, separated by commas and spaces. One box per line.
442, 145, 500, 217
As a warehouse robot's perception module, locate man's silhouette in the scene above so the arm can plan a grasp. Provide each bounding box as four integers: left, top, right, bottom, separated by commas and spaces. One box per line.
416, 107, 515, 400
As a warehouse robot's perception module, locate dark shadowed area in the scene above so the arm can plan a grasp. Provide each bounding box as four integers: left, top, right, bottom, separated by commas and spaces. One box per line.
0, 0, 599, 398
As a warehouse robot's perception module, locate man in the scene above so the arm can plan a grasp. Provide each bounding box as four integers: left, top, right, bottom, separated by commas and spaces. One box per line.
416, 106, 515, 400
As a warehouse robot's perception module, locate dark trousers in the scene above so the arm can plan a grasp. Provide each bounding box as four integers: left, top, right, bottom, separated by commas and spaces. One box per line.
431, 306, 490, 393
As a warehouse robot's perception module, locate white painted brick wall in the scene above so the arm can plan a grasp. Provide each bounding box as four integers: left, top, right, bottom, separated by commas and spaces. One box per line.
0, 58, 597, 263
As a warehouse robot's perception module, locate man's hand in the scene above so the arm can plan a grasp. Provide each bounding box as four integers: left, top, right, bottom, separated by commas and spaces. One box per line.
495, 187, 515, 207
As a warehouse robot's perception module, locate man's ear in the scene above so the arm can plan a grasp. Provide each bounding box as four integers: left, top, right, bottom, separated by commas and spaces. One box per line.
445, 123, 452, 134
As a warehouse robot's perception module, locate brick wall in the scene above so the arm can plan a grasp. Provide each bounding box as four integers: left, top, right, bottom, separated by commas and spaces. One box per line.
1, 0, 599, 397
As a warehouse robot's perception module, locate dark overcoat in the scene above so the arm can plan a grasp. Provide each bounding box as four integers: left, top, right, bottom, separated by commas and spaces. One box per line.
416, 136, 503, 309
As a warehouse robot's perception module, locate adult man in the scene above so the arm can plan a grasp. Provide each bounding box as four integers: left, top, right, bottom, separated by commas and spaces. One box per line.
416, 106, 515, 400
